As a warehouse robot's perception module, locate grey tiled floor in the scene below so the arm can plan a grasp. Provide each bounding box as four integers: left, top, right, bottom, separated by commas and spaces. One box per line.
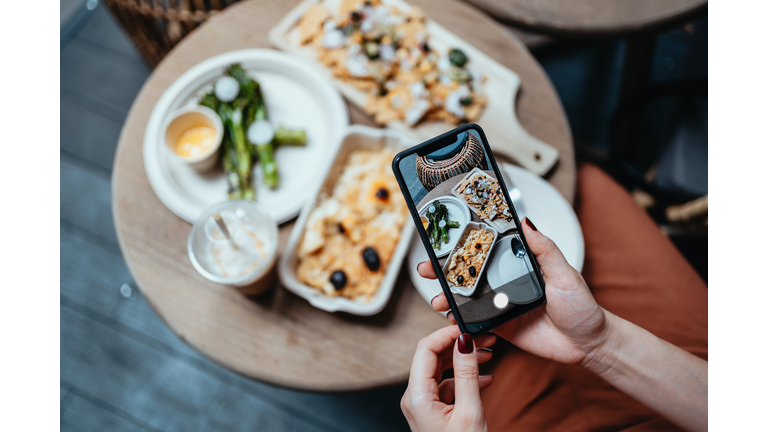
60, 4, 409, 431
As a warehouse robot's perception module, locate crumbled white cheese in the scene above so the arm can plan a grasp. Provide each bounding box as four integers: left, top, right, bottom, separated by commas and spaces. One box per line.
467, 64, 484, 90
347, 43, 361, 56
405, 99, 430, 125
322, 29, 344, 49
437, 57, 451, 72
399, 56, 412, 71
390, 95, 403, 108
409, 81, 426, 98
346, 54, 370, 77
445, 85, 470, 118
379, 43, 395, 61
362, 18, 375, 33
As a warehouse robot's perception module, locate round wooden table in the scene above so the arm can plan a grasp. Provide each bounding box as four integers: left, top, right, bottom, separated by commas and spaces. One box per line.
463, 0, 707, 37
112, 0, 575, 392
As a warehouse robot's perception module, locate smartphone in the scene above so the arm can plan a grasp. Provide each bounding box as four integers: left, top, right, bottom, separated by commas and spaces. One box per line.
392, 124, 546, 337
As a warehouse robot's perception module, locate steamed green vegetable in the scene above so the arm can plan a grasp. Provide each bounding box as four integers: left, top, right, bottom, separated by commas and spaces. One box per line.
197, 63, 307, 200
274, 126, 307, 146
425, 200, 460, 249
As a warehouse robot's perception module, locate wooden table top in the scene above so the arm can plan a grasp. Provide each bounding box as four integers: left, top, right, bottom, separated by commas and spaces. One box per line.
112, 0, 574, 391
464, 0, 707, 36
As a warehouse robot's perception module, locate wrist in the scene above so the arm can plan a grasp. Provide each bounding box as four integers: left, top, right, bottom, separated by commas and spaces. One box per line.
579, 310, 625, 377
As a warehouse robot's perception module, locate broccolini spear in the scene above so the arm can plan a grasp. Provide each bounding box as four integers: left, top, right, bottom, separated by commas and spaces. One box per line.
247, 92, 280, 188
219, 100, 252, 188
200, 90, 255, 200
222, 136, 255, 200
199, 91, 219, 113
426, 200, 460, 248
274, 126, 307, 147
226, 63, 280, 189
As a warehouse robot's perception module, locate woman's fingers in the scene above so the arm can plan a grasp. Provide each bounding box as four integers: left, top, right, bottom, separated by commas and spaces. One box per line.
438, 333, 496, 357
447, 311, 456, 324
437, 378, 455, 404
521, 217, 573, 280
417, 261, 438, 279
430, 292, 451, 312
437, 375, 494, 404
437, 333, 496, 373
407, 325, 463, 400
439, 347, 492, 373
452, 334, 484, 413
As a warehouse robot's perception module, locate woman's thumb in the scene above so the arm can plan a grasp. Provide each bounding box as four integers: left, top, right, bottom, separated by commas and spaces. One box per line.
452, 334, 483, 413
521, 217, 572, 279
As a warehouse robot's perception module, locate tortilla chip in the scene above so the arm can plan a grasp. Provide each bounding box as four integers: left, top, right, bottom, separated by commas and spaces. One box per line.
464, 96, 487, 121
424, 109, 460, 124
300, 5, 329, 45
339, 0, 363, 16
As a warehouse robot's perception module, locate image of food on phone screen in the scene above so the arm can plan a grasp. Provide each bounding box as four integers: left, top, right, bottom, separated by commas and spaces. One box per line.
397, 128, 543, 325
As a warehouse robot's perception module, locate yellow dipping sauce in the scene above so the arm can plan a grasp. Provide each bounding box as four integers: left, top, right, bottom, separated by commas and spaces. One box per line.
175, 126, 216, 158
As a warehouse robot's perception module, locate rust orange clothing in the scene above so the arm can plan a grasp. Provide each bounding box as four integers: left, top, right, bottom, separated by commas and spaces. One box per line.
481, 164, 707, 431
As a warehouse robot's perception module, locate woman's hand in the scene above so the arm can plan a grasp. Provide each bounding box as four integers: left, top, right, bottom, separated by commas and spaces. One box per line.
420, 217, 609, 367
419, 218, 709, 431
401, 325, 497, 432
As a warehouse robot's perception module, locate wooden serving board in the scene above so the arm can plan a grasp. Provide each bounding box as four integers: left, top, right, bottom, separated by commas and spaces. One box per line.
268, 0, 559, 176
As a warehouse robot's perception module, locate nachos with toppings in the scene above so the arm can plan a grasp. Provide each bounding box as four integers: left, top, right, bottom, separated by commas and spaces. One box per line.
298, 0, 487, 126
456, 171, 512, 222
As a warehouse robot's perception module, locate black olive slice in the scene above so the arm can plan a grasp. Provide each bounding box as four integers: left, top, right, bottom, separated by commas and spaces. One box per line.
375, 187, 389, 200
330, 270, 347, 290
362, 247, 381, 271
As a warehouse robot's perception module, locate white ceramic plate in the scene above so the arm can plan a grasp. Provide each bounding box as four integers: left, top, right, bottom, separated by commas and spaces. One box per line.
408, 163, 585, 307
143, 49, 349, 224
486, 234, 530, 289
418, 196, 471, 258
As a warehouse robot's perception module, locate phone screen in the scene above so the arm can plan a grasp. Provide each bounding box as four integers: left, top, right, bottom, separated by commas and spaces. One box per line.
393, 125, 545, 334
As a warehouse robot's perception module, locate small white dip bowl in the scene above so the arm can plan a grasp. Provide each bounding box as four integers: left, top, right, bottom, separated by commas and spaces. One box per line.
163, 106, 224, 172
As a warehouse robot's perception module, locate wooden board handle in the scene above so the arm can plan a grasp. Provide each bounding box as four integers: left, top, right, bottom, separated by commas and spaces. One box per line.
484, 113, 560, 176
477, 71, 559, 176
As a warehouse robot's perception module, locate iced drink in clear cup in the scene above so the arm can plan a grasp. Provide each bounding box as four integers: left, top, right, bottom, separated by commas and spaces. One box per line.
188, 200, 278, 295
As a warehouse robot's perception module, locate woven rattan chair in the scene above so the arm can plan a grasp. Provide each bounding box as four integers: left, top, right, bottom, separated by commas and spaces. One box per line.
103, 0, 242, 68
416, 132, 488, 191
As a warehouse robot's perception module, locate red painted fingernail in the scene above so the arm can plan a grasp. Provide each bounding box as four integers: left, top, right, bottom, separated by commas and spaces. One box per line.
430, 294, 440, 306
525, 217, 538, 231
458, 333, 474, 354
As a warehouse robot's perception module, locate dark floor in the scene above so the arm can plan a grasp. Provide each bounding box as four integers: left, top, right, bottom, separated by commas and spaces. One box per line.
60, 2, 707, 431
60, 5, 409, 432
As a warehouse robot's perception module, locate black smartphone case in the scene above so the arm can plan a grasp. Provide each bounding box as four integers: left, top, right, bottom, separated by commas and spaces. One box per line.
392, 123, 546, 337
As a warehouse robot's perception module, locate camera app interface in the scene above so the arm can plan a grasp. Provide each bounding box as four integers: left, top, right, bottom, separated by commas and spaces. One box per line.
399, 129, 543, 324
